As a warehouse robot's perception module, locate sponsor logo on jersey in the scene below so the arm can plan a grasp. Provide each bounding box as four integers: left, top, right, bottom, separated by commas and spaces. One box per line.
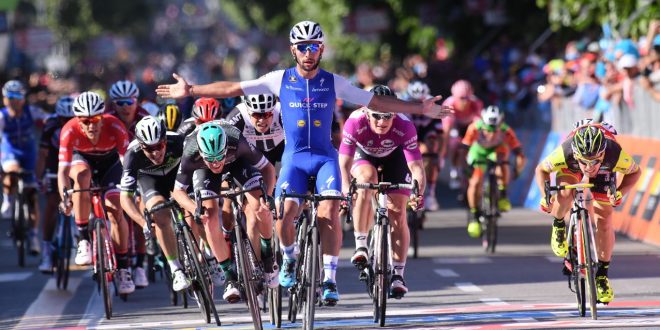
342, 137, 353, 145
297, 120, 305, 127
288, 101, 329, 109
120, 175, 136, 188
312, 87, 330, 92
356, 126, 368, 135
319, 78, 325, 86
381, 139, 394, 148
288, 75, 297, 83
406, 142, 418, 150
285, 84, 303, 91
392, 128, 406, 137
314, 120, 321, 127
367, 140, 373, 147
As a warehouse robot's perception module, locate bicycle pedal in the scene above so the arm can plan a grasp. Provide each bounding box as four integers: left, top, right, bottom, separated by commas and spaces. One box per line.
226, 295, 241, 304
323, 299, 337, 307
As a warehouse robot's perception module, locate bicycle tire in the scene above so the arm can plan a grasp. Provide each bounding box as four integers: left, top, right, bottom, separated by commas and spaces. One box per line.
183, 226, 220, 325
487, 173, 498, 253
179, 234, 208, 322
289, 211, 309, 324
238, 234, 264, 330
302, 225, 319, 330
406, 209, 419, 259
376, 222, 389, 327
581, 210, 598, 320
14, 196, 26, 267
568, 222, 586, 317
269, 235, 283, 328
96, 220, 113, 319
57, 214, 72, 290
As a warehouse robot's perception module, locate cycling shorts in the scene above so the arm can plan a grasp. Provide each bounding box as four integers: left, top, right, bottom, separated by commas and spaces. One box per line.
353, 147, 412, 196
72, 152, 122, 198
1, 144, 37, 186
138, 169, 178, 205
275, 150, 342, 203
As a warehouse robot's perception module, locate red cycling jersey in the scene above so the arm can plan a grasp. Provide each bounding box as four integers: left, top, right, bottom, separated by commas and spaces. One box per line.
58, 114, 129, 166
105, 105, 150, 140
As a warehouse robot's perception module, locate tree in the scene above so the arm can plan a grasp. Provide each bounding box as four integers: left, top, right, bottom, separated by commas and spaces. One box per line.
536, 0, 659, 38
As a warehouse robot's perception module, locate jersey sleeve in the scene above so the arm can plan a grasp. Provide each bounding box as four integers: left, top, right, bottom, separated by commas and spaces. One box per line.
540, 145, 567, 173
119, 148, 140, 194
224, 108, 245, 130
461, 123, 478, 146
240, 70, 285, 96
58, 121, 76, 167
401, 120, 422, 162
338, 117, 358, 156
333, 74, 374, 106
238, 137, 269, 170
113, 119, 130, 157
504, 127, 522, 150
613, 148, 639, 175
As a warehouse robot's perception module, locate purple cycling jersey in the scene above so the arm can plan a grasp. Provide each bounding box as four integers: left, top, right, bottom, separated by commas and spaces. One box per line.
339, 109, 422, 162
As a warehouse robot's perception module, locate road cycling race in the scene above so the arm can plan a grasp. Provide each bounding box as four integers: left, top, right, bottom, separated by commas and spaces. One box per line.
2, 1, 660, 329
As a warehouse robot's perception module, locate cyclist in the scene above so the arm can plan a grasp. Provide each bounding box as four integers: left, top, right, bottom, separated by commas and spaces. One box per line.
108, 79, 150, 288
158, 103, 183, 132
404, 80, 444, 211
156, 20, 452, 305
119, 116, 191, 291
339, 85, 425, 298
464, 105, 526, 238
0, 80, 47, 255
534, 122, 641, 303
35, 95, 75, 272
172, 121, 277, 302
178, 97, 219, 136
442, 80, 483, 191
58, 91, 135, 295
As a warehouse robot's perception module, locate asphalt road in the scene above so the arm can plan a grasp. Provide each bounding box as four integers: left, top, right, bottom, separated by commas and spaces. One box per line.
3, 207, 660, 330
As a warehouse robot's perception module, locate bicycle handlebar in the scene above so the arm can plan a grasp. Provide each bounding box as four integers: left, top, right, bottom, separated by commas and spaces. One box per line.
277, 190, 353, 224
193, 176, 272, 224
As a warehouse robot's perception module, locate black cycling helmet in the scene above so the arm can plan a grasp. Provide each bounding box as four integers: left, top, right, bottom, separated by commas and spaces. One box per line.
370, 85, 395, 97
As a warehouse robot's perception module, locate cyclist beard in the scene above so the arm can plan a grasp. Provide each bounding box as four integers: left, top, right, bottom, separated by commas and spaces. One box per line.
295, 54, 321, 72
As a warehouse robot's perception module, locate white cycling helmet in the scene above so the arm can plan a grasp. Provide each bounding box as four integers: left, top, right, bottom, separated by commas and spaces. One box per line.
244, 94, 276, 113
135, 115, 166, 146
289, 20, 324, 44
55, 95, 75, 118
407, 81, 430, 101
73, 91, 105, 117
481, 105, 503, 126
109, 80, 139, 100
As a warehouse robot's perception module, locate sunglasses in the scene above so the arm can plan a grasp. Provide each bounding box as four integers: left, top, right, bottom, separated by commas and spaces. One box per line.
576, 155, 603, 167
370, 112, 394, 121
114, 98, 136, 107
250, 112, 273, 119
141, 141, 166, 153
78, 115, 103, 125
295, 43, 321, 53
6, 94, 25, 100
203, 154, 226, 163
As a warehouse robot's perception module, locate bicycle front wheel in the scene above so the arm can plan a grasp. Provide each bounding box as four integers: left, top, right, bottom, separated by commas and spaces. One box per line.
375, 223, 389, 327
14, 196, 27, 267
567, 223, 586, 317
56, 214, 72, 290
236, 228, 263, 330
96, 220, 112, 319
581, 211, 598, 320
182, 227, 219, 325
269, 235, 283, 328
302, 226, 319, 330
406, 209, 419, 259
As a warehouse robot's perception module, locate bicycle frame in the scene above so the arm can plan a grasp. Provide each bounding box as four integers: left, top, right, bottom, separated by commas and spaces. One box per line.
1, 171, 35, 267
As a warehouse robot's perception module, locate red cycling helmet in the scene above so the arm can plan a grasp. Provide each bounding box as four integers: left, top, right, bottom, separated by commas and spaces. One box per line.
192, 97, 220, 122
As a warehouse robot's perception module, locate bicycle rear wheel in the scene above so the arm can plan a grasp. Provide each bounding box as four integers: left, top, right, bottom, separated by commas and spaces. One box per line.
302, 226, 319, 330
96, 220, 113, 319
182, 227, 220, 325
56, 214, 72, 290
269, 235, 283, 328
236, 227, 263, 330
13, 196, 27, 267
581, 211, 598, 320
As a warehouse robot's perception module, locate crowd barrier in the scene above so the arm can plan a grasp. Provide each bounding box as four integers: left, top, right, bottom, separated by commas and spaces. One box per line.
524, 132, 660, 247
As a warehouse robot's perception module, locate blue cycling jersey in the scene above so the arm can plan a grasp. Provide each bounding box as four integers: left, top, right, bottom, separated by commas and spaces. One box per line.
0, 105, 38, 155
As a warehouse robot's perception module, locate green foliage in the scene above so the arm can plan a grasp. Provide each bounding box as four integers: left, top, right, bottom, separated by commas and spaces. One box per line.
537, 0, 659, 38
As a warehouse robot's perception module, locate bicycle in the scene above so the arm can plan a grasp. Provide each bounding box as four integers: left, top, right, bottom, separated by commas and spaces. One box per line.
62, 185, 117, 320
349, 178, 417, 327
147, 198, 219, 325
268, 225, 283, 328
53, 210, 75, 290
473, 159, 505, 254
1, 171, 37, 267
545, 175, 604, 320
142, 203, 188, 308
194, 175, 271, 330
405, 206, 423, 259
280, 176, 352, 330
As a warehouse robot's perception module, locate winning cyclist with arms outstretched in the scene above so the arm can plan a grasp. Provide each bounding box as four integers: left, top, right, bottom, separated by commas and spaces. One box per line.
157, 20, 452, 305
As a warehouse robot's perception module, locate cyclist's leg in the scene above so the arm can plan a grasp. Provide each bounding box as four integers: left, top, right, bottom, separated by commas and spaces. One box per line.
387, 192, 410, 296
220, 180, 234, 241
349, 150, 377, 266
1, 152, 19, 218
494, 147, 511, 212
69, 156, 93, 263
274, 156, 307, 287
315, 154, 342, 303
593, 197, 614, 302
466, 144, 486, 237
549, 172, 580, 257
132, 194, 148, 287
422, 131, 441, 211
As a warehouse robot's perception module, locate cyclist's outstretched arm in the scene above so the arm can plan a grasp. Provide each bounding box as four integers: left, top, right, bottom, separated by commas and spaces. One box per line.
120, 191, 145, 228
155, 73, 245, 99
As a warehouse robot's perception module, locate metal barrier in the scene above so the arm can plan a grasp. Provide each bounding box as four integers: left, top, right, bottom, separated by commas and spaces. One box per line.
551, 83, 660, 139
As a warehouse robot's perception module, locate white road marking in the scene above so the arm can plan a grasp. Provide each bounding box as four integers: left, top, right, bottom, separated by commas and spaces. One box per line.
78, 277, 111, 328
0, 271, 32, 282
480, 298, 508, 306
434, 268, 459, 277
455, 282, 483, 292
14, 277, 82, 329
433, 257, 492, 264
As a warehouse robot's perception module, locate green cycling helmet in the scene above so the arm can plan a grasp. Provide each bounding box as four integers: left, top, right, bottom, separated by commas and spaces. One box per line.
196, 122, 227, 162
